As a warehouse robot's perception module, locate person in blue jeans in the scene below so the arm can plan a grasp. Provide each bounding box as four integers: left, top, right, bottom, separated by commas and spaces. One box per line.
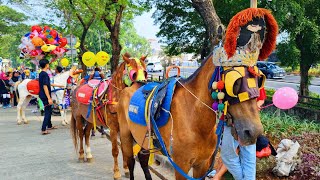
38, 59, 57, 135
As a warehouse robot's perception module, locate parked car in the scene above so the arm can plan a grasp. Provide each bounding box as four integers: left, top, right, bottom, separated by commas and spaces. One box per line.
147, 62, 163, 72
257, 61, 286, 79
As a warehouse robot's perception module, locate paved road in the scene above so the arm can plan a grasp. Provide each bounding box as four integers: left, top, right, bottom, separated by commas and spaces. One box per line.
0, 106, 162, 180
149, 67, 320, 94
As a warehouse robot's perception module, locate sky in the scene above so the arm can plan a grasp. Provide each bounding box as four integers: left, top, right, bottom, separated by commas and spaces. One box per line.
133, 10, 160, 41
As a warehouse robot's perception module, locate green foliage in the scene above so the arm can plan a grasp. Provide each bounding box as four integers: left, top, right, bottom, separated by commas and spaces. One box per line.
150, 0, 206, 56
120, 22, 151, 57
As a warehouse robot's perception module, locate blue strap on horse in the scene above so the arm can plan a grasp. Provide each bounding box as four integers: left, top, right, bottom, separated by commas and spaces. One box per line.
150, 80, 224, 180
51, 87, 64, 93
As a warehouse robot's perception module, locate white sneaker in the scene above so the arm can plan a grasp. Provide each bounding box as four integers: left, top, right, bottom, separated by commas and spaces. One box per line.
0, 104, 2, 108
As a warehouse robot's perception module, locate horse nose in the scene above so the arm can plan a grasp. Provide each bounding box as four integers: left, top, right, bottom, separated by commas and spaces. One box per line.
242, 126, 263, 141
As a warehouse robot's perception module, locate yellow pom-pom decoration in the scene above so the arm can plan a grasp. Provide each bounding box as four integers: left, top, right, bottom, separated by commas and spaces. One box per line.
211, 82, 218, 90
217, 92, 225, 100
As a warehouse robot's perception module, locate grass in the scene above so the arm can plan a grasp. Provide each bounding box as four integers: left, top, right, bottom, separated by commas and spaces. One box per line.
260, 111, 320, 144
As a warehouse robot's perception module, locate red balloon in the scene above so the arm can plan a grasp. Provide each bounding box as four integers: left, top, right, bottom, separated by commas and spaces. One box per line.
30, 50, 38, 57
31, 25, 42, 33
58, 38, 67, 47
50, 30, 58, 38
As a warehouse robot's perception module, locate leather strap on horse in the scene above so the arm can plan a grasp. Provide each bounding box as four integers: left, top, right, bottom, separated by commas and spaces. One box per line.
166, 66, 181, 79
91, 88, 98, 131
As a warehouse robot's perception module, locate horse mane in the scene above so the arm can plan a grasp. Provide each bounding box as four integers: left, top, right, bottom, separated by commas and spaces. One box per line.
179, 52, 213, 84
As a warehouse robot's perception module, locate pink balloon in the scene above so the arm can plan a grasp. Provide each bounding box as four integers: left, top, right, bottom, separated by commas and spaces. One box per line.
272, 87, 298, 109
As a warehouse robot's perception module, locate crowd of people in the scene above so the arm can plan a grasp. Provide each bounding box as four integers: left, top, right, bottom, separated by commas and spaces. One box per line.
0, 68, 35, 108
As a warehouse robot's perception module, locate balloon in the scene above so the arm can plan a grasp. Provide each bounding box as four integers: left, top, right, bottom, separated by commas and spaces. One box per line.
29, 50, 38, 57
31, 25, 42, 33
272, 87, 298, 110
60, 58, 69, 67
41, 44, 56, 52
50, 29, 58, 38
82, 52, 96, 67
58, 37, 67, 47
24, 32, 31, 37
31, 37, 44, 47
96, 51, 110, 66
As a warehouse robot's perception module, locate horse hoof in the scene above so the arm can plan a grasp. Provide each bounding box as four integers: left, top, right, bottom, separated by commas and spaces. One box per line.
62, 121, 67, 126
86, 158, 93, 163
23, 121, 29, 124
17, 121, 22, 125
101, 134, 107, 138
114, 171, 121, 180
78, 158, 85, 163
125, 172, 130, 178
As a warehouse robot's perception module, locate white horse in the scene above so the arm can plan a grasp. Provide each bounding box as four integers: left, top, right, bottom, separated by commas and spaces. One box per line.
16, 68, 78, 125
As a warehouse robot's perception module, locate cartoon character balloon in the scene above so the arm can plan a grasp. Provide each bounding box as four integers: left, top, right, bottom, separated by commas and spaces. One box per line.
18, 25, 68, 65
82, 52, 96, 67
96, 51, 110, 66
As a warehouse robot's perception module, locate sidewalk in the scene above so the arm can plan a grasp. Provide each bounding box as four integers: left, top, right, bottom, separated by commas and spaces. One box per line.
0, 106, 162, 180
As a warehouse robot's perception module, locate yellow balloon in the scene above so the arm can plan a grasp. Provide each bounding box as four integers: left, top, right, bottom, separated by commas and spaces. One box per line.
82, 52, 96, 67
60, 58, 69, 67
96, 51, 110, 66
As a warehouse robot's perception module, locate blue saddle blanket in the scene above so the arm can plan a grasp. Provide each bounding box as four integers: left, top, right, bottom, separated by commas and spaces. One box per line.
128, 79, 178, 128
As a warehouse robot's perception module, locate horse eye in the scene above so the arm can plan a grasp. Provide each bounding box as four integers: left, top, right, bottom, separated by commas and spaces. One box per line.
233, 78, 243, 95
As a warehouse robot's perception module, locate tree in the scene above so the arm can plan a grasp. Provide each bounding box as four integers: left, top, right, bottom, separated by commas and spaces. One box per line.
0, 4, 28, 66
101, 0, 150, 72
120, 22, 151, 57
264, 0, 320, 96
149, 0, 243, 57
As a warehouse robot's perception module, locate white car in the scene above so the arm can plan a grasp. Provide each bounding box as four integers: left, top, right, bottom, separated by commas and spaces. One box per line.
147, 62, 163, 72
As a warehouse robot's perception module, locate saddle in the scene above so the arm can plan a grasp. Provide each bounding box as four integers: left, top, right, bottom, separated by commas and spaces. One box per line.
27, 80, 40, 95
76, 79, 109, 105
129, 78, 178, 128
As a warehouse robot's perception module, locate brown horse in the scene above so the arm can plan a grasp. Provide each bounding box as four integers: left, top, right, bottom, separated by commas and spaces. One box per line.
117, 55, 263, 179
70, 53, 148, 180
117, 7, 278, 179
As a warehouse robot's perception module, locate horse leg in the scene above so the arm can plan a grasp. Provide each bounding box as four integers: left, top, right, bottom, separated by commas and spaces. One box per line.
138, 149, 152, 180
84, 122, 94, 162
60, 105, 68, 126
76, 116, 85, 162
22, 96, 32, 124
16, 96, 25, 125
119, 128, 135, 179
174, 156, 192, 180
110, 127, 121, 180
101, 126, 107, 138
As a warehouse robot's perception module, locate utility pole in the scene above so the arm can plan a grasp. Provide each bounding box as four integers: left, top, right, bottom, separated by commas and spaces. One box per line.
250, 0, 257, 8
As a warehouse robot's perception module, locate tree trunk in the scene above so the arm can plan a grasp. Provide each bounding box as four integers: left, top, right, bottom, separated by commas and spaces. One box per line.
299, 61, 310, 97
79, 28, 89, 76
191, 0, 225, 52
102, 5, 125, 73
110, 31, 121, 73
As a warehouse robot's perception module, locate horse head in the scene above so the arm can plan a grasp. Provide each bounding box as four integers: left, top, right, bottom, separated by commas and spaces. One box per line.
212, 8, 278, 145
121, 53, 147, 86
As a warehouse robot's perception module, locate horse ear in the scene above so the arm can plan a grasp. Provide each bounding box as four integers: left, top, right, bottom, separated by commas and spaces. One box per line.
122, 54, 131, 64
140, 55, 147, 61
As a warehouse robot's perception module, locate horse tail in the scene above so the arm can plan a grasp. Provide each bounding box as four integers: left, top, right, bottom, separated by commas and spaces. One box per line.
70, 113, 78, 152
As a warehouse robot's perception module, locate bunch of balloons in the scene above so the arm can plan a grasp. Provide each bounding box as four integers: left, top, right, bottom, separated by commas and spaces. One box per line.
82, 51, 110, 67
18, 25, 68, 65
